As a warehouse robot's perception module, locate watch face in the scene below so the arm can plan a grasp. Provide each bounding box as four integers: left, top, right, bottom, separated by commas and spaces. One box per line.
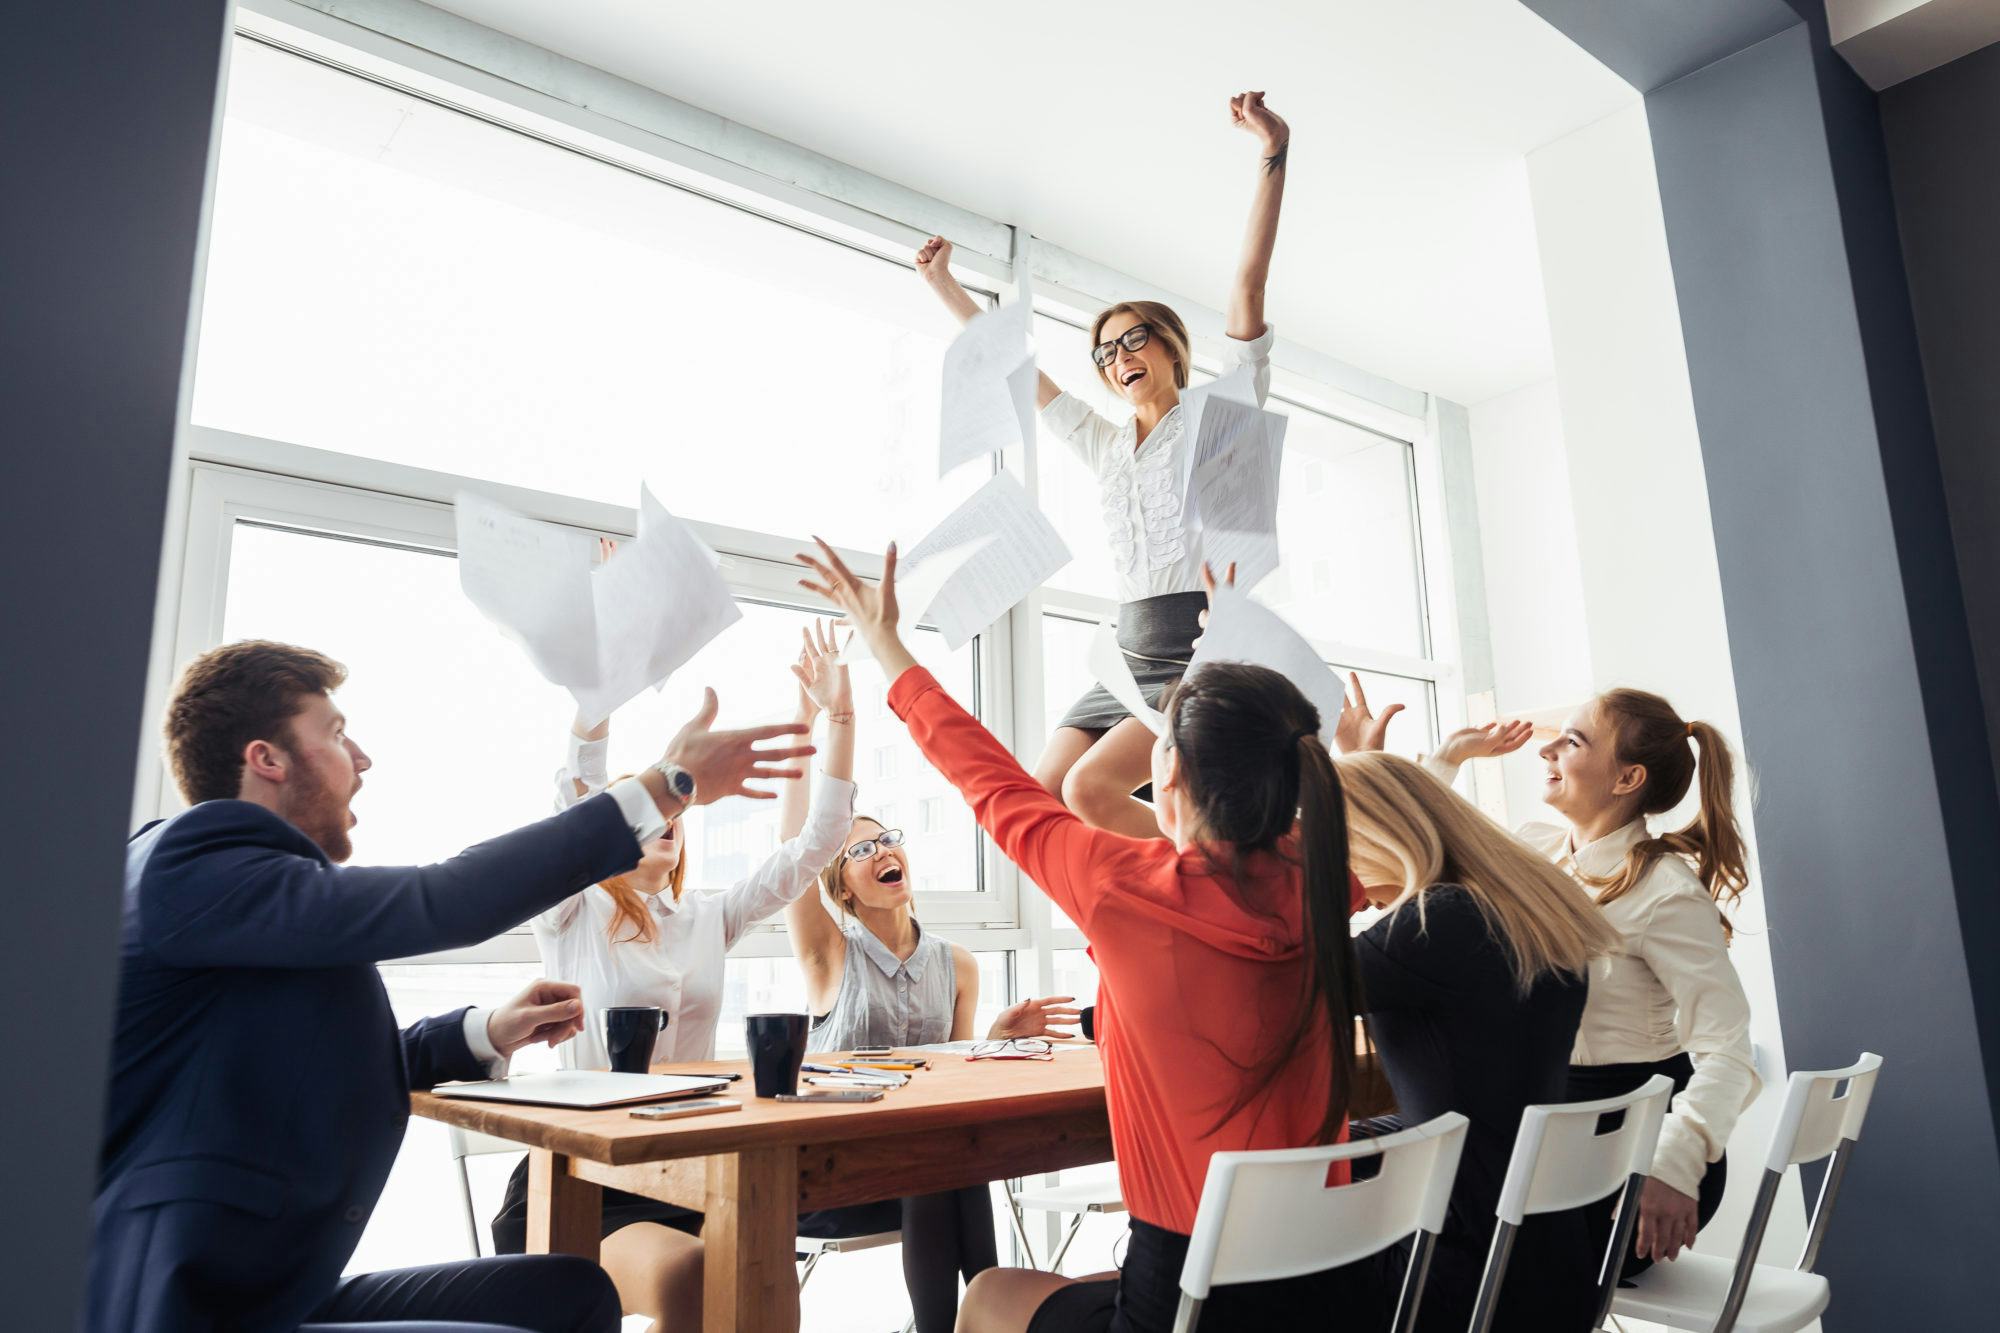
669, 768, 696, 798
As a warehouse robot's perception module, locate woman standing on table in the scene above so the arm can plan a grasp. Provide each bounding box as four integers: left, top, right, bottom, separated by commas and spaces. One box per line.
1337, 751, 1618, 1331
913, 91, 1291, 838
1416, 689, 1760, 1279
783, 621, 1081, 1333
798, 541, 1378, 1333
490, 551, 858, 1332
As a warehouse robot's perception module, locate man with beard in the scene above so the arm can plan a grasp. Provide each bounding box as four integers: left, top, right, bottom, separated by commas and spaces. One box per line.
90, 640, 812, 1333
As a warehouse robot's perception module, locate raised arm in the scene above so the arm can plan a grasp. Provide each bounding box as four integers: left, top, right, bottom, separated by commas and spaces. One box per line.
916, 235, 1062, 410
780, 619, 861, 988
1224, 91, 1290, 342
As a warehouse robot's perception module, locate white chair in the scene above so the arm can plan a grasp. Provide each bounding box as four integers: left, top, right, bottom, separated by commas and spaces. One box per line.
445, 1123, 908, 1319
1007, 1168, 1127, 1272
1610, 1052, 1883, 1333
1467, 1073, 1676, 1333
1173, 1111, 1470, 1333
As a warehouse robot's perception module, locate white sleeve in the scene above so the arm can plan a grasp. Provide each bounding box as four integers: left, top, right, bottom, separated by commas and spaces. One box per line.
554, 732, 611, 812
1639, 888, 1762, 1197
1221, 323, 1276, 408
462, 1007, 511, 1080
1039, 391, 1121, 471
719, 775, 857, 948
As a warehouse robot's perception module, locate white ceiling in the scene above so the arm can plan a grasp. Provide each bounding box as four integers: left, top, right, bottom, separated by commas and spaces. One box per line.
426, 0, 1634, 405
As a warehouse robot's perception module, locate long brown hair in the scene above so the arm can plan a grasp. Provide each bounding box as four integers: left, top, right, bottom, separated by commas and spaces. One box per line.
1089, 300, 1193, 392
1588, 689, 1749, 930
602, 772, 689, 945
1337, 752, 1617, 989
1164, 662, 1358, 1145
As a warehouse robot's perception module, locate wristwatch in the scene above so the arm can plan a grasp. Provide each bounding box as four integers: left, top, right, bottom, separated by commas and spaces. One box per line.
653, 761, 697, 812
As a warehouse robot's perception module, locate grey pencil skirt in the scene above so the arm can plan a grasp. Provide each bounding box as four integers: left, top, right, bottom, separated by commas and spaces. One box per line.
1054, 591, 1207, 733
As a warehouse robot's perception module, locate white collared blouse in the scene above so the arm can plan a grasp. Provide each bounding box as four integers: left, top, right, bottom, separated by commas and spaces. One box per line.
1038, 325, 1276, 604
1516, 818, 1761, 1198
532, 731, 856, 1071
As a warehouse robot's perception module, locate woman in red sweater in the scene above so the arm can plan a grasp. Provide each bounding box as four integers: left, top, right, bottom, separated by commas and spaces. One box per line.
798, 542, 1379, 1333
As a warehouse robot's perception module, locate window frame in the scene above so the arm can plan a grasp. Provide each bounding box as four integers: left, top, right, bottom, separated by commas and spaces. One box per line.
154, 18, 1467, 983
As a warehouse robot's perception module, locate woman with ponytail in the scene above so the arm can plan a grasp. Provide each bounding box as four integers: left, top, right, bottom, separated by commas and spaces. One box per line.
798, 542, 1375, 1333
1337, 752, 1617, 1331
1422, 689, 1759, 1277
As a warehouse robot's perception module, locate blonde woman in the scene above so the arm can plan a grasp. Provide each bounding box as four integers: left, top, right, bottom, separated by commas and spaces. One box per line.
1421, 688, 1759, 1277
1338, 751, 1618, 1332
914, 91, 1291, 839
490, 601, 858, 1332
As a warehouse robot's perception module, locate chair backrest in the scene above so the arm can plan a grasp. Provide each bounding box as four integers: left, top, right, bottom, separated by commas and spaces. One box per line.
1495, 1073, 1675, 1224
1765, 1052, 1883, 1173
1180, 1112, 1468, 1300
447, 1125, 527, 1160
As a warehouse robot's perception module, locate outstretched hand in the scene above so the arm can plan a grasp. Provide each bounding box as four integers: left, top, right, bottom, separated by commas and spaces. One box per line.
797, 539, 918, 677
988, 995, 1083, 1042
791, 618, 853, 720
1192, 560, 1238, 649
1229, 91, 1289, 153
1333, 672, 1404, 754
658, 689, 814, 805
1432, 720, 1535, 768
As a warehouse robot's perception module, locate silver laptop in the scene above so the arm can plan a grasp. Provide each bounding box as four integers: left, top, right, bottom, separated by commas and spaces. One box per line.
433, 1071, 731, 1109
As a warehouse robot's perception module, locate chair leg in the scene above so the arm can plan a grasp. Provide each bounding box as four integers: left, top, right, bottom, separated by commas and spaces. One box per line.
1046, 1214, 1088, 1274
454, 1159, 482, 1259
1006, 1193, 1040, 1271
1170, 1292, 1202, 1333
798, 1249, 822, 1291
1395, 1228, 1442, 1333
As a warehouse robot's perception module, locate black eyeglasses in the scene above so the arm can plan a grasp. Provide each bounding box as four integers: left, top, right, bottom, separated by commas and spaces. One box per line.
1091, 323, 1153, 368
843, 828, 906, 862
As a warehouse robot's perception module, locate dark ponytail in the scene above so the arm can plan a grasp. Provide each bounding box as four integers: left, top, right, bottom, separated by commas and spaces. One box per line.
1166, 662, 1359, 1144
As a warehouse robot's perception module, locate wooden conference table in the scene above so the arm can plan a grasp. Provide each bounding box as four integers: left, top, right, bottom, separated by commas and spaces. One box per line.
412, 1045, 1391, 1333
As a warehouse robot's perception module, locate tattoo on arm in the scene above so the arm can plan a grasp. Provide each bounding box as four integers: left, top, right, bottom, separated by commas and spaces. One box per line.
1263, 141, 1289, 176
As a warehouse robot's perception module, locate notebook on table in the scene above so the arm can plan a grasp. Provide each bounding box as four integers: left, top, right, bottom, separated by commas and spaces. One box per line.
432, 1071, 731, 1109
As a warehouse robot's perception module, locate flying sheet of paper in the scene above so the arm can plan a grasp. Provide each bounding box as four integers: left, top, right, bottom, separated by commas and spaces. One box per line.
837, 534, 996, 666
1186, 588, 1345, 748
572, 487, 743, 725
902, 472, 1071, 650
1190, 395, 1288, 589
939, 296, 1036, 477
1087, 620, 1167, 735
455, 493, 600, 687
1176, 363, 1261, 496
456, 487, 742, 726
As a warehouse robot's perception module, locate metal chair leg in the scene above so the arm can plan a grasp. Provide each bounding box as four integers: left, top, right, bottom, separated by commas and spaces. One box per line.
797, 1249, 822, 1291
1005, 1192, 1040, 1270
454, 1158, 482, 1259
1170, 1291, 1202, 1333
1046, 1214, 1088, 1274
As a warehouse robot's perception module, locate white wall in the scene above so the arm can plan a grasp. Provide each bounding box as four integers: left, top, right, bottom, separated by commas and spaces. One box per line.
1469, 100, 1809, 1269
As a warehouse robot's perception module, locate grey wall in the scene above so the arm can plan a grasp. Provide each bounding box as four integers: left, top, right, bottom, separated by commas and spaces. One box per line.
1521, 1, 2000, 1325
0, 3, 230, 1326
1880, 37, 2000, 892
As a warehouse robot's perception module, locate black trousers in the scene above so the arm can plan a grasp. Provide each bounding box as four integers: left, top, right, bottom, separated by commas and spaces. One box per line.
303, 1254, 621, 1332
1567, 1054, 1730, 1281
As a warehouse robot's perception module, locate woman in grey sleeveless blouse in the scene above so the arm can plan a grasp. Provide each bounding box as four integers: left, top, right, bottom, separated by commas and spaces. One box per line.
783, 630, 1081, 1332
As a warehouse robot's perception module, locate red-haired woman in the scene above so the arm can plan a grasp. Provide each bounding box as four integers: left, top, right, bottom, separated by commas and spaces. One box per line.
490, 583, 858, 1332
915, 92, 1291, 839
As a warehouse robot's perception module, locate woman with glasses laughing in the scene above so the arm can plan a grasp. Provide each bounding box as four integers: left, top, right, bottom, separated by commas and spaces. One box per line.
783, 623, 1079, 1333
912, 90, 1292, 839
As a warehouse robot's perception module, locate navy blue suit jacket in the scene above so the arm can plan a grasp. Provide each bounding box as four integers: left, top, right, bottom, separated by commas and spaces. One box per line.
87, 795, 641, 1333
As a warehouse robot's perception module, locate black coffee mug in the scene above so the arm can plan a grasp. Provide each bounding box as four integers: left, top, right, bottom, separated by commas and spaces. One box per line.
1080, 1004, 1097, 1042
745, 1013, 810, 1098
603, 1006, 669, 1074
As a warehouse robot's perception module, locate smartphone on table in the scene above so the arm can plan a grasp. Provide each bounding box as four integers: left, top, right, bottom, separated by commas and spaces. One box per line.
629, 1098, 740, 1120
777, 1089, 885, 1103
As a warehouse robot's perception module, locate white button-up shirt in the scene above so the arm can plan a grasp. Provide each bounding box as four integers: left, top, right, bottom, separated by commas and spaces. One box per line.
1517, 818, 1762, 1198
533, 733, 855, 1070
1039, 325, 1276, 603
